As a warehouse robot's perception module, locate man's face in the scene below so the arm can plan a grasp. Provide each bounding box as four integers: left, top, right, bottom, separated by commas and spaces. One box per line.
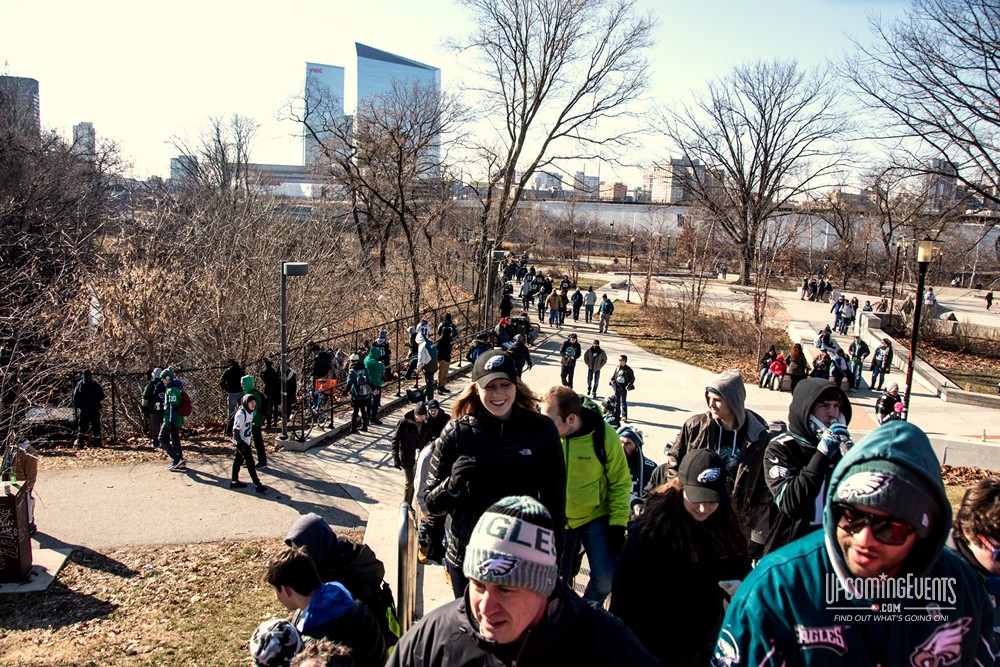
964, 529, 1000, 575
540, 401, 578, 437
811, 398, 842, 427
621, 437, 637, 457
428, 407, 440, 419
619, 357, 626, 367
468, 579, 547, 644
836, 504, 917, 578
707, 394, 735, 427
415, 413, 426, 423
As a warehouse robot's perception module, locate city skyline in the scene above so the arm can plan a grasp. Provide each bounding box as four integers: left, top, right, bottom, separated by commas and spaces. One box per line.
0, 0, 910, 185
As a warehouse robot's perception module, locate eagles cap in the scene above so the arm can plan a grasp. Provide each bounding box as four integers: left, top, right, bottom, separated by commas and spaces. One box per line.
473, 350, 518, 388
463, 495, 558, 597
678, 449, 729, 505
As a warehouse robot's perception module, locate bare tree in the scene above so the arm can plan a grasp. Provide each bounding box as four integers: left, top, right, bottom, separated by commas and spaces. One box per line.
453, 0, 655, 245
663, 59, 850, 285
845, 0, 1000, 210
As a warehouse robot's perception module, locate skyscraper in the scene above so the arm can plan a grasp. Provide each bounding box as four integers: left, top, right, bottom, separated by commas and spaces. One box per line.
72, 122, 96, 158
303, 62, 345, 166
0, 76, 41, 141
356, 43, 441, 169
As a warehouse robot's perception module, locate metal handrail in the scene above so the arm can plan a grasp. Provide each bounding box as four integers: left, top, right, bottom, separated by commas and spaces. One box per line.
397, 502, 418, 634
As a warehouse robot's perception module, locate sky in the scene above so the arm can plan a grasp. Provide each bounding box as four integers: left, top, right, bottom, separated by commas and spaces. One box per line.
0, 0, 911, 185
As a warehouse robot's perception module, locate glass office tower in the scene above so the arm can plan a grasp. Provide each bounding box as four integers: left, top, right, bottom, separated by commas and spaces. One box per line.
303, 62, 346, 166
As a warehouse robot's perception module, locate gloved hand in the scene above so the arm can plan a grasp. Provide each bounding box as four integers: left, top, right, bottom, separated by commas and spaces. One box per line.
446, 455, 478, 496
607, 525, 627, 558
818, 423, 851, 459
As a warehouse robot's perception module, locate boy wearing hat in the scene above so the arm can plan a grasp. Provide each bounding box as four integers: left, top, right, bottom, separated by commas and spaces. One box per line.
141, 367, 165, 450
392, 402, 434, 504
159, 367, 187, 471
715, 421, 996, 666
876, 382, 901, 424
387, 496, 658, 666
651, 370, 773, 556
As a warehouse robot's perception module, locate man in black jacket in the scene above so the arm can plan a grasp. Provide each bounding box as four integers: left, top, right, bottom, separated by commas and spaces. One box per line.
424, 399, 449, 440
558, 333, 581, 388
387, 496, 657, 667
761, 378, 853, 555
392, 403, 435, 504
73, 369, 105, 448
610, 354, 635, 423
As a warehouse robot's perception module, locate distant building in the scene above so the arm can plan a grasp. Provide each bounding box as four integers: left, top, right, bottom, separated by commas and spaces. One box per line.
169, 155, 198, 184
356, 43, 441, 169
572, 172, 600, 200
644, 158, 704, 204
599, 181, 627, 202
925, 158, 958, 211
72, 121, 96, 158
303, 62, 346, 166
534, 171, 563, 191
0, 75, 41, 141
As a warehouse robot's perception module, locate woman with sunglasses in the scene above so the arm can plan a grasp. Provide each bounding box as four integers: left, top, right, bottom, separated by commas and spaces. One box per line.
952, 477, 1000, 632
610, 449, 749, 666
423, 350, 565, 599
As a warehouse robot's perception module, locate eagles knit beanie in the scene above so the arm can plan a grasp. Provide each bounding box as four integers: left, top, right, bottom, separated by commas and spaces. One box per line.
463, 496, 558, 597
249, 619, 303, 667
834, 460, 940, 539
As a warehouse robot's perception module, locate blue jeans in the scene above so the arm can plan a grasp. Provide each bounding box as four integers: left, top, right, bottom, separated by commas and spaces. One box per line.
851, 360, 864, 388
446, 561, 469, 600
871, 366, 886, 391
587, 368, 601, 394
549, 308, 560, 325
585, 304, 594, 322
560, 516, 616, 604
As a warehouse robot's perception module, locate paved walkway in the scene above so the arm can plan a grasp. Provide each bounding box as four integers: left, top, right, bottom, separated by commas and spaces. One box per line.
25, 278, 1000, 607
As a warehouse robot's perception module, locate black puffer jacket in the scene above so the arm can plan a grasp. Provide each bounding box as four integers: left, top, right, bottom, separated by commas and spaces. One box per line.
424, 404, 565, 569
386, 580, 659, 667
392, 409, 434, 469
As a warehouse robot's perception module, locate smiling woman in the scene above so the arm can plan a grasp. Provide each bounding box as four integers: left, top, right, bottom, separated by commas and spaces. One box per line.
422, 350, 566, 600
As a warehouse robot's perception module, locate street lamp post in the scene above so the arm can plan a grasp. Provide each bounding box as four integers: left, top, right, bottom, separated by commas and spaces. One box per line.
571, 228, 578, 285
626, 236, 636, 303
587, 230, 593, 266
902, 237, 936, 421
279, 261, 309, 440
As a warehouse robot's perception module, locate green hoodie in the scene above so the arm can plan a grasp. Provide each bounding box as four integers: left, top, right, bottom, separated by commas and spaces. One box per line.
241, 375, 264, 427
715, 421, 995, 666
561, 409, 631, 529
364, 347, 385, 388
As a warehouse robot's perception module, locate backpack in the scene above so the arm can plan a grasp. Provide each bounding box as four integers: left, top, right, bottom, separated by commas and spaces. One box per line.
179, 389, 193, 417
578, 394, 607, 466
354, 370, 372, 397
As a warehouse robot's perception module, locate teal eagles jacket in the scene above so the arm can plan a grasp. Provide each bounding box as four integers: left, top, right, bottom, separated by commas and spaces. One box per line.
712, 421, 996, 667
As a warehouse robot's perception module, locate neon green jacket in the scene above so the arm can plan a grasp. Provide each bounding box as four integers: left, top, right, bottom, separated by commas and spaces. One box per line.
561, 409, 631, 529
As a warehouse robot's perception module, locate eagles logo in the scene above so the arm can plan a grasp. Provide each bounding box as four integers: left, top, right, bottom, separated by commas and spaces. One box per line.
478, 556, 518, 577
837, 472, 892, 500
485, 355, 506, 371
698, 468, 722, 484
910, 617, 971, 666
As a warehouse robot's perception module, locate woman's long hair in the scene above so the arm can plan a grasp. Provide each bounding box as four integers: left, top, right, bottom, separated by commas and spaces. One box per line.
450, 376, 539, 418
639, 479, 745, 563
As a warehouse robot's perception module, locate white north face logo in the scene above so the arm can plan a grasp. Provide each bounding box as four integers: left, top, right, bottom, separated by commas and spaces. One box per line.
485, 355, 505, 371
837, 472, 892, 500
698, 467, 721, 483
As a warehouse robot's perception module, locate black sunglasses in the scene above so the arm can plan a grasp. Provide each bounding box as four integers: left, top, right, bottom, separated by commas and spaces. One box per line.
833, 503, 915, 546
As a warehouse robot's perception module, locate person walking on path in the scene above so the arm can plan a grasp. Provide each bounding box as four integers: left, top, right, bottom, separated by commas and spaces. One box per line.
598, 294, 615, 333
785, 344, 809, 393
159, 367, 187, 471
241, 374, 268, 468
558, 333, 582, 388
541, 387, 631, 606
73, 369, 105, 448
344, 354, 372, 433
848, 335, 870, 390
610, 354, 635, 423
570, 286, 584, 322
545, 289, 564, 327
987, 290, 994, 311
230, 394, 267, 493
584, 339, 608, 398
584, 286, 597, 323
140, 367, 165, 450
423, 351, 566, 599
870, 338, 894, 391
363, 345, 385, 425
392, 402, 434, 505
435, 327, 453, 394
219, 359, 245, 436
507, 333, 532, 378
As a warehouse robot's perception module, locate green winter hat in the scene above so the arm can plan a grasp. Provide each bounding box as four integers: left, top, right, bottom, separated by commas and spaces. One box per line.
160, 366, 176, 381
834, 460, 941, 539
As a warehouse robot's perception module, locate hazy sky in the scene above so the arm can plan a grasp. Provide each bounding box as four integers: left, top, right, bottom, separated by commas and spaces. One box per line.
1, 0, 910, 184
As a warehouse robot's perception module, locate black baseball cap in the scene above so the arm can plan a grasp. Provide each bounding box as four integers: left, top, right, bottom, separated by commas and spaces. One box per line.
678, 449, 728, 505
473, 351, 518, 387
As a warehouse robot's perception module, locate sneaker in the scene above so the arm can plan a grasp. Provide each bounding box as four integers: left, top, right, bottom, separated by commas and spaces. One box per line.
256, 460, 267, 469
371, 419, 383, 425
418, 544, 429, 565
361, 426, 368, 432
169, 461, 185, 472
255, 484, 268, 494
229, 480, 247, 489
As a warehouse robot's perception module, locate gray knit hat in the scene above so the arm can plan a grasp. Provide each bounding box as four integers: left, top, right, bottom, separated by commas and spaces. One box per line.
463, 496, 558, 597
249, 619, 303, 667
835, 460, 940, 539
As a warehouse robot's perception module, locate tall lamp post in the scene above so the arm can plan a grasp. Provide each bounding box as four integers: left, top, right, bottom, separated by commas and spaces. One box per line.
571, 228, 578, 285
587, 230, 593, 266
279, 261, 309, 440
626, 235, 636, 303
902, 237, 936, 421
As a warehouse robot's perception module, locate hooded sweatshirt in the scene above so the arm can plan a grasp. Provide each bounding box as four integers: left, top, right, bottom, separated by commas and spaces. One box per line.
715, 421, 995, 666
658, 371, 773, 546
561, 409, 632, 529
762, 378, 852, 554
293, 581, 387, 667
363, 347, 385, 388
241, 375, 264, 427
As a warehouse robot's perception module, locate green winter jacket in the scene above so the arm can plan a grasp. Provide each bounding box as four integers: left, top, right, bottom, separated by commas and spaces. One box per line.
364, 347, 385, 388
714, 421, 996, 666
162, 380, 184, 428
561, 409, 631, 529
241, 375, 264, 427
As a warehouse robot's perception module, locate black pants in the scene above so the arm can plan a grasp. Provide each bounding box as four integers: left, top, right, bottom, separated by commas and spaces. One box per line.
159, 425, 183, 464
369, 387, 382, 421
560, 363, 576, 388
232, 441, 262, 485
251, 425, 267, 466
352, 399, 370, 431
147, 411, 163, 448
76, 409, 101, 446
613, 384, 629, 421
